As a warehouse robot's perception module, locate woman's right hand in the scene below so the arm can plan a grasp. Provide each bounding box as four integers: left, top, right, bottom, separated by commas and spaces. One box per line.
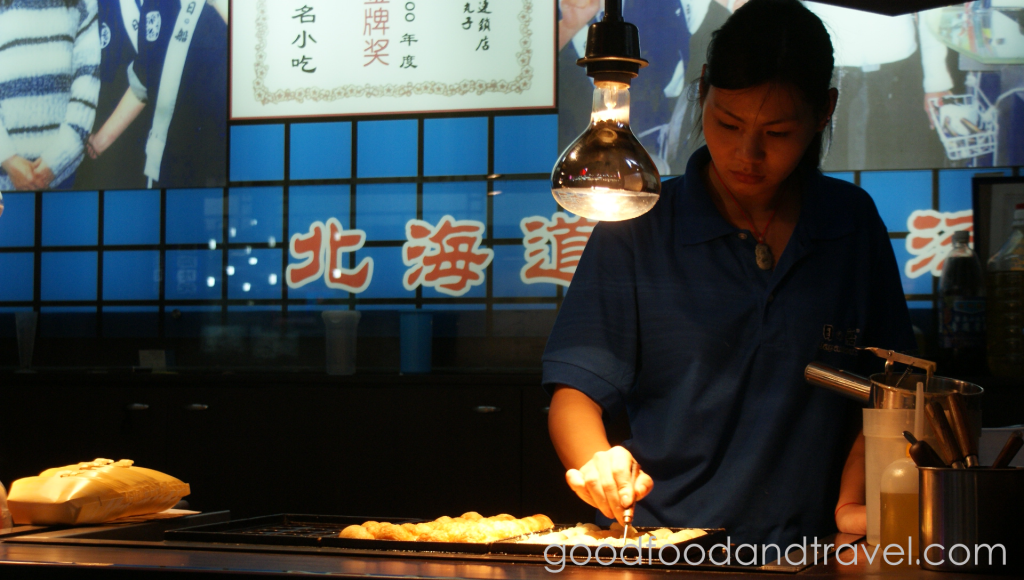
87, 133, 106, 159
566, 446, 653, 525
2, 155, 38, 190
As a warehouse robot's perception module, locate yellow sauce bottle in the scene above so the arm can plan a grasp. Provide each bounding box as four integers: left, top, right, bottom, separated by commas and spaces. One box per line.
880, 453, 919, 562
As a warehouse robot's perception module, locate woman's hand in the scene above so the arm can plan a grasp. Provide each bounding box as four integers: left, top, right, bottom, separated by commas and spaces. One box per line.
31, 159, 54, 189
87, 132, 109, 159
2, 155, 38, 190
558, 0, 601, 51
566, 446, 653, 526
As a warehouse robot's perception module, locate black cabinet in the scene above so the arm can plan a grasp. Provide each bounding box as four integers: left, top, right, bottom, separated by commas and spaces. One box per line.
0, 376, 582, 522
269, 385, 522, 519
0, 384, 165, 484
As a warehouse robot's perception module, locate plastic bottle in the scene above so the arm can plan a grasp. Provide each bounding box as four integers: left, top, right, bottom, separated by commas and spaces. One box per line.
938, 230, 986, 375
880, 456, 919, 554
987, 203, 1024, 377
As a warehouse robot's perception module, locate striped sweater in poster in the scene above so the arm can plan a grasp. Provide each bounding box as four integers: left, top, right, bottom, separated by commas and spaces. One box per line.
0, 0, 100, 189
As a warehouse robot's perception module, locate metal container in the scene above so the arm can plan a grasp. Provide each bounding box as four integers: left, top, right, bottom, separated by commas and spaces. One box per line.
919, 467, 1024, 574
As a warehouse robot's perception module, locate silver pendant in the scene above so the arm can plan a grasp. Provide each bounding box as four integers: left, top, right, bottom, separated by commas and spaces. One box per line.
755, 243, 774, 270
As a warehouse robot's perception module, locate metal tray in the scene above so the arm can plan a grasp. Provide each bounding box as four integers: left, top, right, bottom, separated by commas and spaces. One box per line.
491, 525, 725, 562
165, 514, 422, 548
316, 518, 556, 553
321, 534, 494, 554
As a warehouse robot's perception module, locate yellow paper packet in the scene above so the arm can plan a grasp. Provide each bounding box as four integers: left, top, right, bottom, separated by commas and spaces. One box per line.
7, 458, 190, 525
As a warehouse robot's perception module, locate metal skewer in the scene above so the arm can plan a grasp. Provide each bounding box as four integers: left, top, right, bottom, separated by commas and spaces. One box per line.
622, 460, 639, 544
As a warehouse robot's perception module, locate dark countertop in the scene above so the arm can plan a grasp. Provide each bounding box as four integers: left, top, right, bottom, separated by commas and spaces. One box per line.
0, 540, 1007, 579
0, 516, 1012, 579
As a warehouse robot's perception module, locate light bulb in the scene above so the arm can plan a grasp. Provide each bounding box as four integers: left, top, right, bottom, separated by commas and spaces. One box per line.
551, 81, 660, 221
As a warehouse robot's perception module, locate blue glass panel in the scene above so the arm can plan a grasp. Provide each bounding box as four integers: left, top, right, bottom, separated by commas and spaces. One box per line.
353, 246, 414, 299
422, 311, 486, 338
228, 187, 283, 244
287, 281, 344, 301
422, 273, 487, 299
0, 193, 35, 247
492, 180, 556, 239
492, 245, 557, 298
824, 172, 855, 184
230, 125, 284, 182
860, 171, 932, 232
423, 117, 487, 176
938, 168, 1011, 213
355, 183, 416, 240
164, 305, 220, 338
290, 122, 352, 180
289, 185, 350, 238
422, 181, 486, 226
356, 119, 417, 178
0, 309, 28, 338
227, 248, 282, 299
102, 307, 159, 338
492, 303, 556, 310
104, 190, 160, 245
0, 253, 33, 301
39, 306, 96, 338
353, 304, 417, 310
907, 300, 933, 309
41, 251, 97, 301
891, 239, 934, 295
494, 115, 557, 174
165, 249, 222, 300
103, 251, 160, 300
166, 189, 224, 244
42, 192, 98, 246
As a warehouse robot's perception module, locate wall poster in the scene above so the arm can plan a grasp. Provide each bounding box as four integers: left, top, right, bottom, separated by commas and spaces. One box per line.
557, 0, 1024, 175
231, 0, 557, 119
0, 0, 229, 192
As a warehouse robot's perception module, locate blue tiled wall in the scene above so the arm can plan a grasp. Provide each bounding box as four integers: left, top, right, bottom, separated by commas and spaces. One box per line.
1, 111, 1019, 343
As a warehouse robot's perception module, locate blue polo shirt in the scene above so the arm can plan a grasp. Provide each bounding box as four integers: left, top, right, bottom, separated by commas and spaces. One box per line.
542, 146, 916, 546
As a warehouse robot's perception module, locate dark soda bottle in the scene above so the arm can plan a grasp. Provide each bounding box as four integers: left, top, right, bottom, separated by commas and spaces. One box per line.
987, 203, 1024, 378
938, 230, 986, 375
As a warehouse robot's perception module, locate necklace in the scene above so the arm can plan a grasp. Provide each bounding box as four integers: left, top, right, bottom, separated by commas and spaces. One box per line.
710, 162, 778, 270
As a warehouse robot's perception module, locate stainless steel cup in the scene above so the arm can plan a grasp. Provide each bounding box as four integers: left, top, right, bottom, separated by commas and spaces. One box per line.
919, 467, 1024, 573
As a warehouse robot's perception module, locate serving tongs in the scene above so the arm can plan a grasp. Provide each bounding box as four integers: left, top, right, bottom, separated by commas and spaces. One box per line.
860, 347, 937, 389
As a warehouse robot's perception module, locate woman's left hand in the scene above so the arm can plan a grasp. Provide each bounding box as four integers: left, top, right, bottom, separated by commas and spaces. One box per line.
31, 159, 55, 189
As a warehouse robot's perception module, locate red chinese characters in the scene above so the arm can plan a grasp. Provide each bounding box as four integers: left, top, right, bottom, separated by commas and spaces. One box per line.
905, 209, 974, 278
363, 0, 389, 66
519, 212, 596, 286
402, 216, 493, 296
286, 218, 373, 292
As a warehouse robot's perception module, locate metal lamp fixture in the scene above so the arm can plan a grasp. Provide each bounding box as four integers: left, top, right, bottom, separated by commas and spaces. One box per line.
550, 0, 661, 222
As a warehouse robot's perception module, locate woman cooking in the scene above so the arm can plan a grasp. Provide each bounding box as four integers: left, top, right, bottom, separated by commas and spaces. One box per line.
543, 0, 916, 546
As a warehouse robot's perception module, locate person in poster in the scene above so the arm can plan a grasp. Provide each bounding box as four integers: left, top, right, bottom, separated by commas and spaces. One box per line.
807, 2, 956, 170
86, 0, 227, 188
557, 0, 691, 175
75, 0, 150, 189
558, 1, 1024, 173
0, 0, 100, 191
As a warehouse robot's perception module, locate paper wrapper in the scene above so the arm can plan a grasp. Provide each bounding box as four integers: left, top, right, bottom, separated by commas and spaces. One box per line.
105, 508, 199, 524
7, 459, 190, 525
